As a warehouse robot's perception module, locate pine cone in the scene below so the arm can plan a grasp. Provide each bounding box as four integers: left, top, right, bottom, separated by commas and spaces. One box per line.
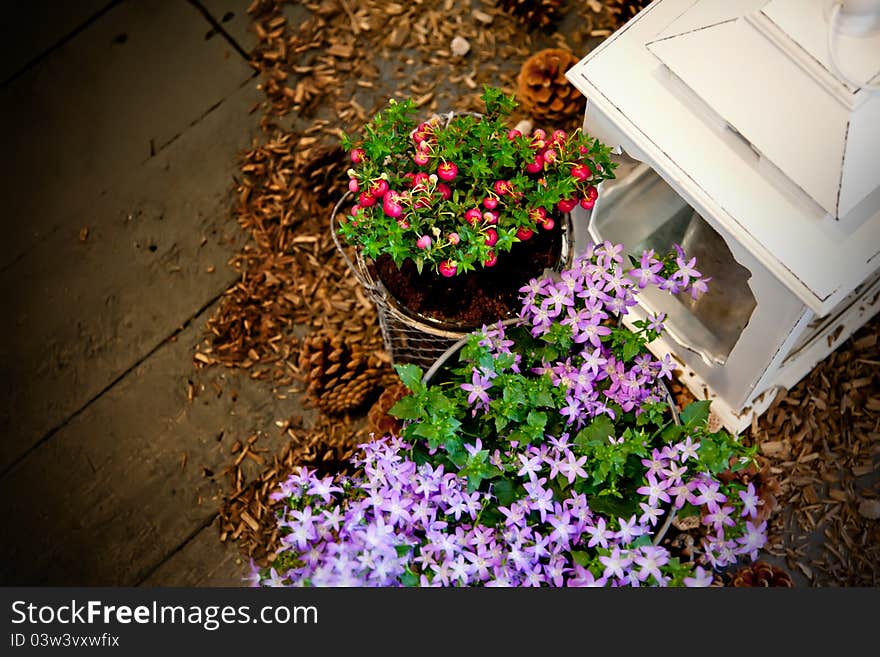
367, 382, 410, 438
729, 561, 794, 587
499, 0, 566, 28
298, 332, 383, 415
295, 426, 358, 478
293, 143, 348, 207
516, 48, 584, 123
607, 0, 652, 29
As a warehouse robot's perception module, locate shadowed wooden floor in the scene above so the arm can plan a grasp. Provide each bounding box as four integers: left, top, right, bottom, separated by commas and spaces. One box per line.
0, 0, 297, 586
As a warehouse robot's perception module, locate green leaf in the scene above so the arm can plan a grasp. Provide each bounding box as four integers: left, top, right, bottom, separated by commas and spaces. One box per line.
493, 479, 517, 506
570, 550, 591, 567
400, 567, 419, 587
445, 436, 466, 466
587, 495, 637, 518
681, 399, 712, 426
622, 338, 642, 362
394, 363, 425, 392
526, 410, 547, 430
574, 415, 615, 453
388, 395, 421, 420
661, 423, 684, 444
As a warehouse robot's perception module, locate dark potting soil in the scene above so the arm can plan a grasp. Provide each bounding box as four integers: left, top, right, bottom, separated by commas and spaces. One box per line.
370, 225, 564, 329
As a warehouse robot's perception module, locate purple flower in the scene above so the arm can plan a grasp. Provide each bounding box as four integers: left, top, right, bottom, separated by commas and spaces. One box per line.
636, 475, 672, 506
738, 482, 762, 519
639, 502, 664, 527
689, 276, 711, 300
647, 312, 666, 332
568, 565, 608, 587
677, 436, 700, 462
692, 480, 727, 512
675, 254, 701, 281
308, 474, 343, 503
461, 370, 493, 409
634, 546, 669, 585
599, 547, 632, 580
683, 565, 714, 587
541, 284, 574, 317
516, 451, 543, 480
736, 520, 768, 561
615, 515, 644, 544
641, 448, 668, 478
558, 449, 589, 484
586, 517, 611, 549
573, 318, 612, 348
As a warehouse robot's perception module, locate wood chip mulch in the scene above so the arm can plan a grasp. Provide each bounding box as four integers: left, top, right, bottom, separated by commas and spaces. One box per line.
749, 319, 879, 586
192, 0, 878, 584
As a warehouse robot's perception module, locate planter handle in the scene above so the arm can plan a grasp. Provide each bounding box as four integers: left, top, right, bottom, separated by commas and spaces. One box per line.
330, 191, 378, 294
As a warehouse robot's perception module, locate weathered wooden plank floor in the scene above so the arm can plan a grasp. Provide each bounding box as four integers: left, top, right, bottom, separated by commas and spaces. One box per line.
0, 0, 290, 586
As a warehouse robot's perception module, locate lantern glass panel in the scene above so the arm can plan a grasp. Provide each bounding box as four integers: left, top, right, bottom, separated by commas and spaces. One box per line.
592, 156, 757, 365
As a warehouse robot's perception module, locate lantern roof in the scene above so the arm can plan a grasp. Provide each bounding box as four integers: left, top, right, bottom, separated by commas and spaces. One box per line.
566, 0, 880, 315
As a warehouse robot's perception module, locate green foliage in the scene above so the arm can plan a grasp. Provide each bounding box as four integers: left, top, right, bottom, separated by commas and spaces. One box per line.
337, 86, 615, 276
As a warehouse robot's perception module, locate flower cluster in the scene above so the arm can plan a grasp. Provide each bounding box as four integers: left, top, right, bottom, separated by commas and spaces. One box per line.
255, 242, 766, 587
337, 86, 615, 277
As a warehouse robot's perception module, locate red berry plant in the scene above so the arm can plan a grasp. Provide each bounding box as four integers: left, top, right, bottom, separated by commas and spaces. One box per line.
338, 86, 615, 278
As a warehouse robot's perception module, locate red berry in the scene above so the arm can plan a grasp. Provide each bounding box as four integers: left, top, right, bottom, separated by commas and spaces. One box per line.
516, 227, 534, 241
358, 191, 376, 207
411, 172, 430, 190
525, 156, 544, 174
414, 151, 430, 166
540, 217, 555, 230
369, 179, 389, 198
464, 208, 482, 225
447, 232, 460, 245
586, 185, 598, 201
571, 164, 592, 181
416, 235, 432, 250
437, 183, 452, 200
483, 250, 497, 267
507, 129, 522, 140
348, 178, 359, 193
543, 149, 558, 165
557, 198, 578, 213
439, 260, 457, 277
484, 228, 498, 247
551, 129, 568, 144
529, 207, 548, 223
482, 197, 498, 210
383, 191, 404, 218
350, 148, 365, 164
437, 162, 458, 181
580, 197, 596, 210
483, 210, 499, 225
350, 204, 361, 217
493, 180, 513, 196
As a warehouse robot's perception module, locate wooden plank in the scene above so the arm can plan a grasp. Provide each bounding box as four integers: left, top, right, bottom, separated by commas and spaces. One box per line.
139, 519, 249, 587
0, 0, 255, 270
0, 301, 310, 586
0, 0, 113, 84
0, 81, 262, 473
199, 0, 260, 54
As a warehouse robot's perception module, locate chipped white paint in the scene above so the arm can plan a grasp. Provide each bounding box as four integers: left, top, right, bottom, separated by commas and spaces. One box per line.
566, 0, 880, 433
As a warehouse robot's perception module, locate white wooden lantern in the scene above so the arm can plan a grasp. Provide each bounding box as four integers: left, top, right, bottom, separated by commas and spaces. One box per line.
566, 0, 880, 433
